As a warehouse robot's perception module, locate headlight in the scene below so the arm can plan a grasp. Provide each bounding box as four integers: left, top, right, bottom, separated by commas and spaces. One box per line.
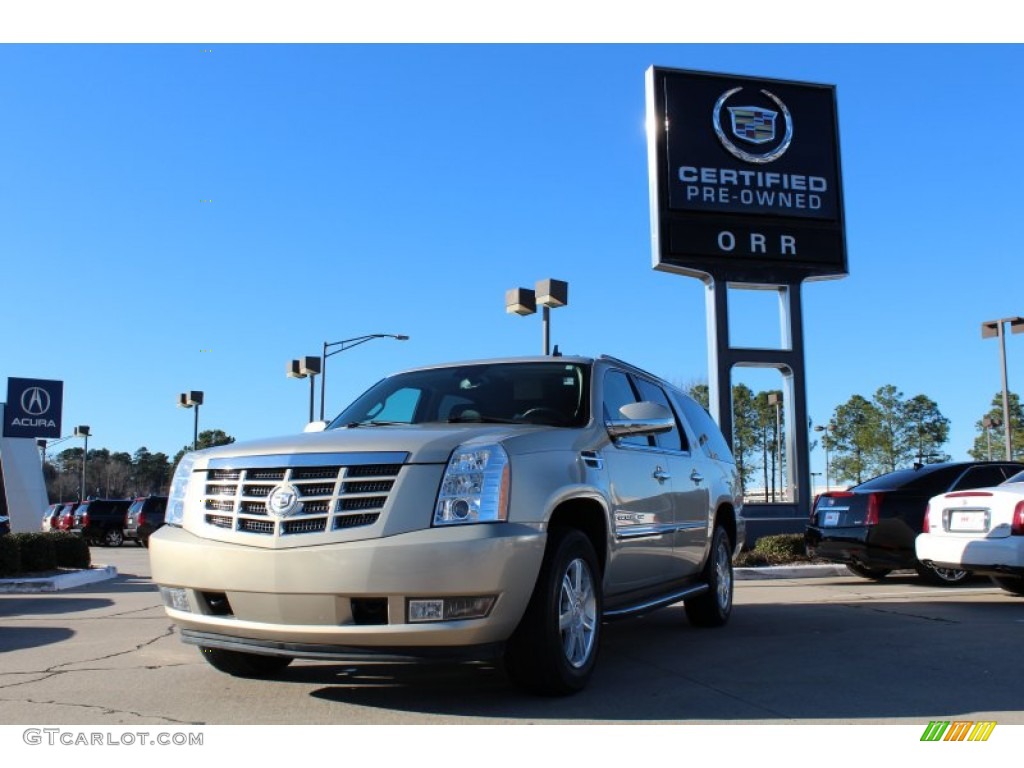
165, 452, 198, 527
433, 443, 509, 525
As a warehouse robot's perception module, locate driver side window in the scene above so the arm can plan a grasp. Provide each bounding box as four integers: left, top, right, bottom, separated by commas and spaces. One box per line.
602, 370, 649, 447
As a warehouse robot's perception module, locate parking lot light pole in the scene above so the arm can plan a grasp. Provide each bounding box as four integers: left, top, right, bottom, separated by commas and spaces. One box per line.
320, 334, 409, 421
506, 278, 569, 355
814, 422, 834, 491
287, 356, 322, 423
982, 416, 1001, 461
981, 317, 1024, 460
73, 426, 90, 501
177, 391, 204, 451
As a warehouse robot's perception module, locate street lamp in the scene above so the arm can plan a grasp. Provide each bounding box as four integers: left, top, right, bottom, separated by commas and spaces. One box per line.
981, 316, 1024, 460
506, 278, 569, 356
814, 422, 834, 491
177, 391, 204, 451
287, 356, 322, 423
320, 334, 409, 421
73, 425, 90, 501
767, 392, 783, 501
982, 416, 1002, 462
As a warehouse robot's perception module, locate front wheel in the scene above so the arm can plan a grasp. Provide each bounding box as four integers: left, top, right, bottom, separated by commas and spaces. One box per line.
685, 525, 734, 627
504, 528, 602, 696
916, 561, 970, 586
990, 575, 1024, 595
200, 647, 294, 678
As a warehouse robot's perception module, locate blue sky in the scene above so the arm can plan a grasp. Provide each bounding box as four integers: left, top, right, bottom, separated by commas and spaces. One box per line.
1, 41, 1022, 476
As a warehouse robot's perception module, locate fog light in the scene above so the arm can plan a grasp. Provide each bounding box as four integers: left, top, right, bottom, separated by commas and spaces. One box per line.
160, 587, 191, 612
407, 596, 496, 623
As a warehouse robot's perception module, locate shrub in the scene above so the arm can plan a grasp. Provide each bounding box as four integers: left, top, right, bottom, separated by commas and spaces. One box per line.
753, 533, 808, 562
50, 532, 92, 569
9, 532, 57, 573
0, 536, 21, 577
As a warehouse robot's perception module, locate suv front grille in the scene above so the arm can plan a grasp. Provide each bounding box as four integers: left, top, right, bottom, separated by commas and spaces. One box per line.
199, 459, 402, 538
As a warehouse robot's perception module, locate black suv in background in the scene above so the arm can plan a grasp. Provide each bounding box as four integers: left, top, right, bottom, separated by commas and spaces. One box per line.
124, 496, 168, 547
73, 499, 133, 547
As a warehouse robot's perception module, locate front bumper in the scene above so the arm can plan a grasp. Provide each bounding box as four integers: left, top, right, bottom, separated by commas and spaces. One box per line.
149, 522, 546, 651
916, 533, 1024, 577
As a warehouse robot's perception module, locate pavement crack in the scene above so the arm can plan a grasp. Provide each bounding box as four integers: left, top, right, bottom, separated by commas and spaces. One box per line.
11, 696, 204, 725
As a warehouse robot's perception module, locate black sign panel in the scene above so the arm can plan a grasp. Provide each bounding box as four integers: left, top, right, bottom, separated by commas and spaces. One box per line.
4, 377, 64, 439
647, 66, 847, 283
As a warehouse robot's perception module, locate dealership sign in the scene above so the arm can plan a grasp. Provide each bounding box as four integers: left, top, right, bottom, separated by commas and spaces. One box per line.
647, 66, 847, 283
4, 377, 64, 439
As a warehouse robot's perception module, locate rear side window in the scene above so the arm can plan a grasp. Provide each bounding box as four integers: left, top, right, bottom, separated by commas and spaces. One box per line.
602, 370, 648, 447
674, 393, 735, 463
633, 377, 687, 452
952, 465, 1015, 491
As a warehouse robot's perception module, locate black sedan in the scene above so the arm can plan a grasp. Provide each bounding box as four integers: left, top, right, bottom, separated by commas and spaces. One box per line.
806, 461, 1024, 585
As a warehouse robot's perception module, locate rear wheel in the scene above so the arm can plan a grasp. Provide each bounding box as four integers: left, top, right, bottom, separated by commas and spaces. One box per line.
915, 561, 970, 586
504, 528, 602, 696
103, 528, 124, 547
990, 576, 1024, 595
845, 563, 892, 581
685, 525, 734, 627
200, 647, 294, 678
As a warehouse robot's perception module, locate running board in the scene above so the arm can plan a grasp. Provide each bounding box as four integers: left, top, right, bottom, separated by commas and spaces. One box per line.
603, 582, 710, 622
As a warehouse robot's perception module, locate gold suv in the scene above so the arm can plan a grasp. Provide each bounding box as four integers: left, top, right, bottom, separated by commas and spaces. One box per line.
150, 355, 743, 695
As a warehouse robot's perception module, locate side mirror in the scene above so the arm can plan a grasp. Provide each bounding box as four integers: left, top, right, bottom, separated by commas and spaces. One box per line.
303, 420, 328, 433
606, 401, 675, 438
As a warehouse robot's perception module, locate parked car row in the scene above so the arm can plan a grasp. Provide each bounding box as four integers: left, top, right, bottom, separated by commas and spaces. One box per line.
39, 496, 168, 547
806, 460, 1024, 586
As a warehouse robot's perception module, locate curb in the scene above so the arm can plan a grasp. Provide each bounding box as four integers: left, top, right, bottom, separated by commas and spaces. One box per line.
735, 564, 850, 580
0, 565, 118, 593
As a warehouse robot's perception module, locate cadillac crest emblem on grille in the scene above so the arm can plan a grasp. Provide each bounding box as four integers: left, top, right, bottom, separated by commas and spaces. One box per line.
266, 483, 301, 518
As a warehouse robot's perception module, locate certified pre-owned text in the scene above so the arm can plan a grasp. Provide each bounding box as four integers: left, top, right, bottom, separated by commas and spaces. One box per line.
678, 166, 827, 210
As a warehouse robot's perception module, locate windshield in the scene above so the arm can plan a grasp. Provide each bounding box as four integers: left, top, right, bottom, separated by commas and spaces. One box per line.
328, 361, 591, 428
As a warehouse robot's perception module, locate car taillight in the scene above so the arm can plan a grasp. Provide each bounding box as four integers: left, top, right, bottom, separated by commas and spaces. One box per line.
137, 511, 146, 526
922, 503, 931, 533
1012, 501, 1024, 536
82, 513, 89, 526
865, 493, 882, 526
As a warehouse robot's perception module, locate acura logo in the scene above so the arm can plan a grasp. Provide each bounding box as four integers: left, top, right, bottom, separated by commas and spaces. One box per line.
20, 387, 51, 416
713, 87, 793, 165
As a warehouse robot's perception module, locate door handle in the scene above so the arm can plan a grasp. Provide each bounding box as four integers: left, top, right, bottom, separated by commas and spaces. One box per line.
690, 470, 704, 484
653, 467, 671, 483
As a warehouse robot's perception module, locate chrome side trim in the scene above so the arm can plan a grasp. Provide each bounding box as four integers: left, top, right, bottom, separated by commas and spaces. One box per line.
206, 452, 410, 470
603, 583, 710, 621
615, 521, 706, 540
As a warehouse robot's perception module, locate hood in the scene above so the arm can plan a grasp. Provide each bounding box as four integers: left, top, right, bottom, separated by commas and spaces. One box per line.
191, 422, 551, 466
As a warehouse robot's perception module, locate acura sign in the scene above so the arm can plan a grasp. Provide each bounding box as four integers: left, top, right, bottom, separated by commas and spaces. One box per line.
4, 377, 64, 439
647, 66, 847, 283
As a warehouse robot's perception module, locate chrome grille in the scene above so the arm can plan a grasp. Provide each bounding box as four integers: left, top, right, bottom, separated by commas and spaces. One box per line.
199, 457, 403, 538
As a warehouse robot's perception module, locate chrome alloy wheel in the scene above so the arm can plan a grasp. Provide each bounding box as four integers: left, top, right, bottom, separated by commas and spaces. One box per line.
558, 557, 597, 669
714, 537, 732, 610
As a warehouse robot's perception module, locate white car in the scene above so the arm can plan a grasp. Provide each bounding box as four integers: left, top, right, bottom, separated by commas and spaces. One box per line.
916, 470, 1024, 594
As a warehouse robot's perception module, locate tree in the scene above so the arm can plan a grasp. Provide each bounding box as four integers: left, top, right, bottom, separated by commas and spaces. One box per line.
969, 391, 1024, 461
829, 395, 880, 485
171, 429, 236, 468
902, 394, 951, 464
730, 384, 761, 495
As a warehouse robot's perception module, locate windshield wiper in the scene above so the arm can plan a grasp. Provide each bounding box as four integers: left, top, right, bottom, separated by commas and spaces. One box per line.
346, 420, 407, 428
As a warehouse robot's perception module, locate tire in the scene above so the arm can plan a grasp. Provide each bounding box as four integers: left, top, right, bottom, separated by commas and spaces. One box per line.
504, 528, 602, 696
915, 561, 971, 586
845, 563, 892, 581
685, 525, 734, 627
103, 528, 124, 547
199, 647, 294, 678
990, 576, 1024, 595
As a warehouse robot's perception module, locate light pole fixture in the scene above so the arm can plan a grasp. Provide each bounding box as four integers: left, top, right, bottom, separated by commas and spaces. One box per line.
814, 422, 834, 492
981, 316, 1024, 460
287, 355, 322, 423
320, 334, 409, 421
73, 425, 90, 501
767, 392, 782, 501
506, 278, 568, 355
177, 391, 204, 451
982, 416, 1002, 462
